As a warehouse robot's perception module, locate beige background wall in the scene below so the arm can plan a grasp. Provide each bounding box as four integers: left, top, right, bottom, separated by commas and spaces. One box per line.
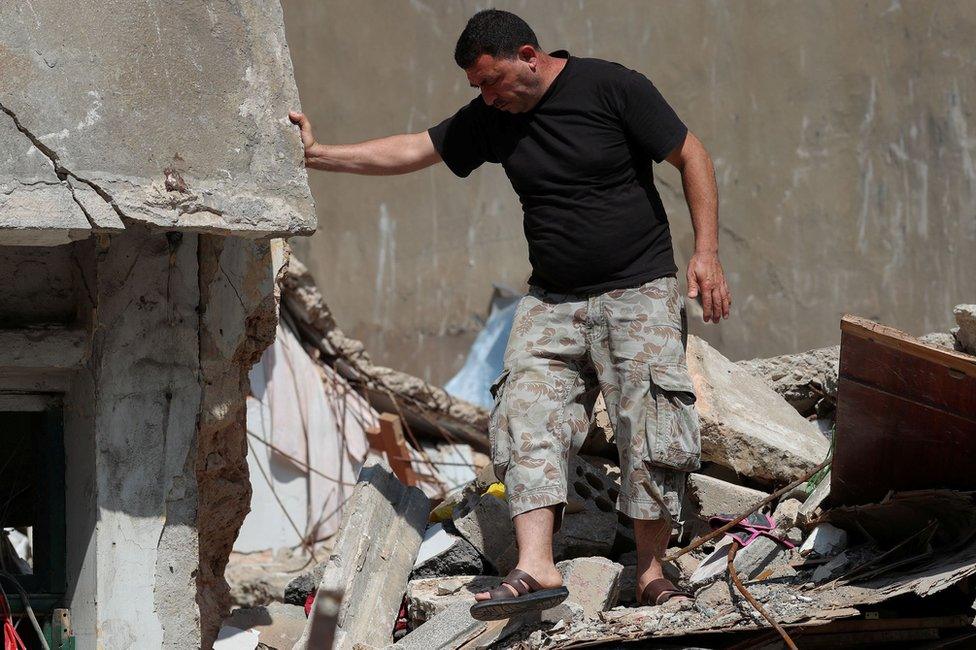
283, 0, 976, 384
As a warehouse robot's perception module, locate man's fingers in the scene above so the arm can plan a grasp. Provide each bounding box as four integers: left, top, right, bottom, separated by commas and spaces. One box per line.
701, 284, 713, 322
687, 268, 699, 299
711, 286, 724, 322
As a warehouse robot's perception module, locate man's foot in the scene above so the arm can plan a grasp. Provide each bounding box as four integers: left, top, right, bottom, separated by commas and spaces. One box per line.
470, 567, 568, 621
474, 563, 563, 601
635, 561, 691, 606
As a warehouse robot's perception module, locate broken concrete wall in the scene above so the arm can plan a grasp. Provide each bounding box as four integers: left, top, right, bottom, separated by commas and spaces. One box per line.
0, 0, 314, 243
0, 229, 280, 648
1, 1, 315, 645
284, 0, 976, 383
196, 235, 280, 648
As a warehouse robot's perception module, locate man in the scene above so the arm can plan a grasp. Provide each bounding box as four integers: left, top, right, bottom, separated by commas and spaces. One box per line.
289, 9, 731, 620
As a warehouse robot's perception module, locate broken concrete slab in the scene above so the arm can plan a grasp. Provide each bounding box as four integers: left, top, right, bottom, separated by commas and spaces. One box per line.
405, 575, 502, 627
694, 580, 736, 618
551, 557, 623, 619
393, 601, 487, 650
953, 304, 976, 354
0, 0, 315, 242
412, 523, 487, 579
687, 336, 830, 484
298, 463, 428, 650
452, 491, 518, 574
682, 474, 769, 541
731, 536, 792, 581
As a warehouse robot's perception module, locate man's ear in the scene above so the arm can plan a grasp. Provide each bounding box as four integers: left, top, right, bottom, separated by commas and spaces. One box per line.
518, 44, 538, 68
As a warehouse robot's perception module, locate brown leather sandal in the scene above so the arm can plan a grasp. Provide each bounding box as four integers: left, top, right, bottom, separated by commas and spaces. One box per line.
639, 577, 693, 606
469, 569, 569, 621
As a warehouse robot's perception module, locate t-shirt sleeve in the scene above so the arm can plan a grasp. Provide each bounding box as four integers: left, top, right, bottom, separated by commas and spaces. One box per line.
617, 71, 688, 163
427, 99, 494, 178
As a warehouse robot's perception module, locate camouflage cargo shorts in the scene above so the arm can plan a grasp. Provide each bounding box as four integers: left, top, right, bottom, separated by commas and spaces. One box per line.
488, 276, 701, 523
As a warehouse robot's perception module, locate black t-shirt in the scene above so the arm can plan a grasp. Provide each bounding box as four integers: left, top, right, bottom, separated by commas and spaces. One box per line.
428, 51, 687, 294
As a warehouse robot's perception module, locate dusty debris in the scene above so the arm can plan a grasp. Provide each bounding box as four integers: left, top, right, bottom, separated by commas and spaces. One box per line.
688, 335, 830, 484
772, 497, 802, 530
222, 602, 306, 650
737, 343, 839, 417
953, 304, 976, 354
281, 315, 976, 649
452, 489, 519, 574
729, 536, 792, 581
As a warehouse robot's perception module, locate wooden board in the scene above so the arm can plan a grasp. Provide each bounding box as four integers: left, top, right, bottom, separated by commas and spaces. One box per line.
831, 315, 976, 504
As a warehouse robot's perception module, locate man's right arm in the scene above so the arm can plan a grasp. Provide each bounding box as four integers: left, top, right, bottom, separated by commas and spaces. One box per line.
289, 111, 442, 175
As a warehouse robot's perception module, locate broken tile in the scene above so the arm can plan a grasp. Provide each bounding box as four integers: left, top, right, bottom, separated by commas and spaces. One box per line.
800, 523, 848, 558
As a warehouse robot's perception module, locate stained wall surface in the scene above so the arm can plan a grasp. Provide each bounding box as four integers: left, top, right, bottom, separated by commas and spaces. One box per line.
285, 0, 976, 383
0, 0, 314, 244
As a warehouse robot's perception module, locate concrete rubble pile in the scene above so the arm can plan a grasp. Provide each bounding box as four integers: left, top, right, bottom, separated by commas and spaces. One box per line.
223, 288, 976, 649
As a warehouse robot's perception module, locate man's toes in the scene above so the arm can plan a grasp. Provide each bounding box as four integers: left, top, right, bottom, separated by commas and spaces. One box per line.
474, 591, 490, 601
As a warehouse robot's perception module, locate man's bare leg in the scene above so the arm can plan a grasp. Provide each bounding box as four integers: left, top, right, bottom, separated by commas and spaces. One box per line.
474, 505, 564, 601
634, 517, 688, 603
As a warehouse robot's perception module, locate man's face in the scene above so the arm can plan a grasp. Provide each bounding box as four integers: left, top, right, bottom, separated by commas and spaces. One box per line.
465, 50, 543, 113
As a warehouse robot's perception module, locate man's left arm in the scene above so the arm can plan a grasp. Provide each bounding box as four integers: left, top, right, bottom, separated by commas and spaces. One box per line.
665, 132, 731, 323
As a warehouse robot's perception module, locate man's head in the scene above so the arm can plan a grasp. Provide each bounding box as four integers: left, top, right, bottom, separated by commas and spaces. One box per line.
454, 10, 548, 113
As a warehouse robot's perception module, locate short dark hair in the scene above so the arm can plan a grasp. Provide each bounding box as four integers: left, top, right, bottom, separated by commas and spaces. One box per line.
454, 9, 540, 69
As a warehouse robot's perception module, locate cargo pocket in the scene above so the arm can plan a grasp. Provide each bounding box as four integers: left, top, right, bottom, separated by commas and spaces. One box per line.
488, 369, 512, 481
645, 363, 701, 472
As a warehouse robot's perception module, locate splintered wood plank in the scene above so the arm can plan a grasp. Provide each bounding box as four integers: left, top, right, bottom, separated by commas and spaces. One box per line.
831, 316, 976, 505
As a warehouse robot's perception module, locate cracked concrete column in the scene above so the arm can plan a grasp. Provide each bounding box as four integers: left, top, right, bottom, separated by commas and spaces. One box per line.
88, 227, 203, 648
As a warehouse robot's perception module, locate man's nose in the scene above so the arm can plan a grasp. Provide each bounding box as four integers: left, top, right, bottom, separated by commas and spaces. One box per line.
481, 89, 495, 106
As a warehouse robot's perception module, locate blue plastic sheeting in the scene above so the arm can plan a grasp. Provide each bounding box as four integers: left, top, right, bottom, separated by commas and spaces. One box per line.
444, 295, 519, 409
